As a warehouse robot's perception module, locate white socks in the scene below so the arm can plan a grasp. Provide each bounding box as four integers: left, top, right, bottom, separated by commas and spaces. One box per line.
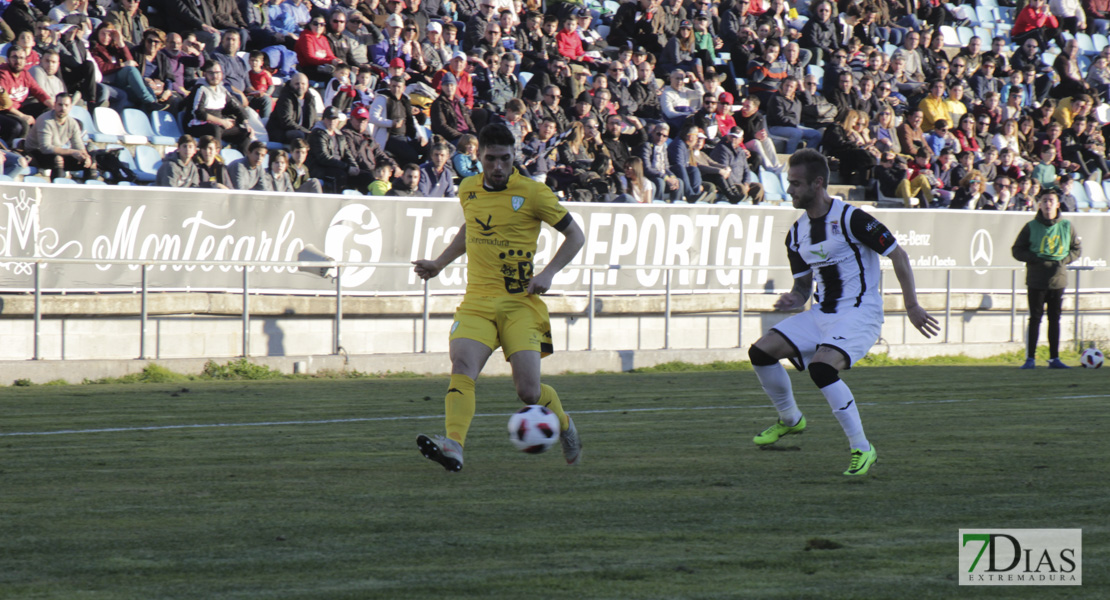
819, 379, 870, 451
753, 363, 803, 427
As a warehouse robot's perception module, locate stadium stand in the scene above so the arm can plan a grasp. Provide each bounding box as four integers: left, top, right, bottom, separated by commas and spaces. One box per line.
0, 0, 1107, 211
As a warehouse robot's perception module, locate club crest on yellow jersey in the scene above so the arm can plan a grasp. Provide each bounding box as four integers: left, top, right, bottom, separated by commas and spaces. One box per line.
511, 196, 525, 211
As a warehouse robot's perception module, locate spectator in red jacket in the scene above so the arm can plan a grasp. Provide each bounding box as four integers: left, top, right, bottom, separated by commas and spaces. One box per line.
294, 15, 339, 82
432, 52, 475, 109
1012, 0, 1062, 50
555, 12, 593, 64
89, 22, 162, 111
0, 46, 55, 143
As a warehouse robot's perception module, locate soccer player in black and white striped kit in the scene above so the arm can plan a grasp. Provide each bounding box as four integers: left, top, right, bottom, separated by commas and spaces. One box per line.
747, 149, 941, 476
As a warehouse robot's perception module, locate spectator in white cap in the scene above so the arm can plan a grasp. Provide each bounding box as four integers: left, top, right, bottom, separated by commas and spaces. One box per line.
422, 21, 451, 71
369, 13, 409, 69
433, 49, 475, 108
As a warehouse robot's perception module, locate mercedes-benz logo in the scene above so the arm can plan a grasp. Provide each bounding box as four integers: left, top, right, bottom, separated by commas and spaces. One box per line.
970, 229, 993, 275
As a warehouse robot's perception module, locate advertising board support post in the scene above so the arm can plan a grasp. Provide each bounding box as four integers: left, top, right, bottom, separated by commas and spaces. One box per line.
422, 278, 430, 353
334, 269, 343, 356
737, 271, 744, 349
945, 270, 952, 344
33, 263, 41, 361
1072, 267, 1094, 352
242, 269, 250, 358
664, 270, 672, 350
140, 266, 148, 360
588, 269, 595, 352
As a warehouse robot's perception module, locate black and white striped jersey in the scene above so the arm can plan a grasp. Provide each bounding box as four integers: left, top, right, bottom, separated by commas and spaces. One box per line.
785, 198, 898, 314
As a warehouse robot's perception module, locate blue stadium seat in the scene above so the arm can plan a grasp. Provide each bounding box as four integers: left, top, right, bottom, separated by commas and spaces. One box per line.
957, 26, 975, 46
1085, 181, 1107, 211
1076, 33, 1096, 55
1071, 180, 1092, 210
152, 110, 184, 140
122, 108, 176, 145
221, 148, 244, 164
52, 177, 79, 184
342, 189, 364, 196
94, 107, 147, 144
85, 179, 108, 185
975, 6, 994, 26
23, 175, 50, 185
940, 26, 961, 46
759, 169, 785, 203
134, 145, 163, 183
105, 145, 152, 183
70, 105, 119, 144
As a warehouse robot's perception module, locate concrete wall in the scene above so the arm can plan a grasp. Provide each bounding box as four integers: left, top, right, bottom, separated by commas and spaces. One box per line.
3, 291, 1110, 383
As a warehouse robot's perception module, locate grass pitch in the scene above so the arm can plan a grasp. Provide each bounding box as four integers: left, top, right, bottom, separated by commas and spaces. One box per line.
2, 366, 1107, 599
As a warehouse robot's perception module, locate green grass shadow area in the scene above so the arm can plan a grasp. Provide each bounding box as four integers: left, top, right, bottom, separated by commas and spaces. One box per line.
2, 367, 1105, 599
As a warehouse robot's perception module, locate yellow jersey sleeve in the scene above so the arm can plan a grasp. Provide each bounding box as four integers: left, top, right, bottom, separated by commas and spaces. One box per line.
458, 170, 569, 296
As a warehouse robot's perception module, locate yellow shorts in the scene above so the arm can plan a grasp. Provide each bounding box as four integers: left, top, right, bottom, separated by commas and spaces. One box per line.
450, 295, 554, 360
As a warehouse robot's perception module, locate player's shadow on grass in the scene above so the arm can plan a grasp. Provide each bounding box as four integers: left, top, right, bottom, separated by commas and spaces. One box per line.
759, 445, 802, 452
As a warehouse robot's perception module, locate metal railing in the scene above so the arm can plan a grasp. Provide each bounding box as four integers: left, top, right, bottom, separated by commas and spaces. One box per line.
10, 257, 1107, 360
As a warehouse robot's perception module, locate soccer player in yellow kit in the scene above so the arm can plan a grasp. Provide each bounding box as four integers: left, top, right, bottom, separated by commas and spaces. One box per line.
412, 123, 586, 472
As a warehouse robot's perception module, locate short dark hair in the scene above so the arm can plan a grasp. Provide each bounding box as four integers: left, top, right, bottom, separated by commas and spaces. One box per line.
289, 137, 310, 151
478, 122, 516, 149
247, 140, 268, 153
269, 149, 289, 169
788, 148, 829, 188
177, 134, 196, 146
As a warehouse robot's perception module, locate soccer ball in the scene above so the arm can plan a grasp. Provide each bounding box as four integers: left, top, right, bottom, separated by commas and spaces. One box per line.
1079, 347, 1104, 368
507, 405, 561, 454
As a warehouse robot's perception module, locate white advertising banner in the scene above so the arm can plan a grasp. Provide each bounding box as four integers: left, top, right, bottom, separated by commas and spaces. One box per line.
1, 182, 1108, 295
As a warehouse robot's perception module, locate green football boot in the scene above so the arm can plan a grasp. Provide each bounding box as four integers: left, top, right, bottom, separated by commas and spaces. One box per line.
843, 445, 878, 476
753, 415, 807, 446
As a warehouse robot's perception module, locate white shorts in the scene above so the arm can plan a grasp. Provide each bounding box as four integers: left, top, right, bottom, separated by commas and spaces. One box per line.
770, 308, 883, 371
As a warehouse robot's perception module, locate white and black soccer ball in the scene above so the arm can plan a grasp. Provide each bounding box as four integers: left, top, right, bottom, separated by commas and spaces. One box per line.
1080, 347, 1104, 369
507, 405, 561, 454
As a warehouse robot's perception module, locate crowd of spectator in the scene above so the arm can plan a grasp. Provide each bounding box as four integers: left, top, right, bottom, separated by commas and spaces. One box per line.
1, 0, 1109, 209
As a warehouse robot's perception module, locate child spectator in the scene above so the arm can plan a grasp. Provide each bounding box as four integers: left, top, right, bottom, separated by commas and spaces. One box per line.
452, 133, 483, 179
324, 63, 356, 113
246, 51, 275, 119
367, 163, 394, 196
1031, 146, 1059, 191
353, 66, 376, 107
1057, 176, 1079, 212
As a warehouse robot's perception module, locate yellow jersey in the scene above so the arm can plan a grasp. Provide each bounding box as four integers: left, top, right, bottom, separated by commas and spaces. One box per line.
457, 168, 571, 296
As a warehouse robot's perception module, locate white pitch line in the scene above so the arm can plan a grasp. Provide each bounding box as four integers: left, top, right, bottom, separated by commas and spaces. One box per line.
3, 394, 1108, 438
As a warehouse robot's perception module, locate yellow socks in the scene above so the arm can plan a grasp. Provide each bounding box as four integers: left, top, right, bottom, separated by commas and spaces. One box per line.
539, 383, 569, 431
445, 374, 476, 446
445, 378, 567, 445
